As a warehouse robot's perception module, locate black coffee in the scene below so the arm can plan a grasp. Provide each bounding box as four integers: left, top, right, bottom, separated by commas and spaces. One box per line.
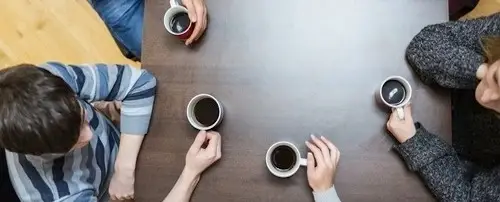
381, 80, 406, 105
170, 12, 190, 33
271, 145, 297, 171
194, 98, 219, 127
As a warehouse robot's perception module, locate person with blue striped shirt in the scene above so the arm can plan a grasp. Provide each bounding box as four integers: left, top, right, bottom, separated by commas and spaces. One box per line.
0, 62, 156, 201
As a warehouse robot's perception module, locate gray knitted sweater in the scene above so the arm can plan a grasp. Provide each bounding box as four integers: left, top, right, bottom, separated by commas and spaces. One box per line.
395, 12, 500, 202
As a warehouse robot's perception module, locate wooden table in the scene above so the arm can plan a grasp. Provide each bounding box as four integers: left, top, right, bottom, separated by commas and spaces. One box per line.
137, 0, 450, 201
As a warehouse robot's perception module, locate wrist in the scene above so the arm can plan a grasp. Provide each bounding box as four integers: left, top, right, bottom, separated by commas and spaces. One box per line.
115, 160, 136, 173
181, 168, 201, 182
180, 168, 201, 187
312, 184, 333, 193
396, 133, 414, 143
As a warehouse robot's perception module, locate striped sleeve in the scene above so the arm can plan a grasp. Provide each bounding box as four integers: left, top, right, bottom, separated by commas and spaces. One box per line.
40, 62, 157, 135
54, 190, 97, 202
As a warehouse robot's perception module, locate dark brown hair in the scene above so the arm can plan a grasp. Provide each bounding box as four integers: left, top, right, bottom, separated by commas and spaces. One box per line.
0, 64, 82, 155
481, 36, 500, 64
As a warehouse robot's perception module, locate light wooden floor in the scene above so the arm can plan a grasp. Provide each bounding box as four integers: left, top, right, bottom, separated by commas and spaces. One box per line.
0, 0, 498, 71
0, 0, 138, 69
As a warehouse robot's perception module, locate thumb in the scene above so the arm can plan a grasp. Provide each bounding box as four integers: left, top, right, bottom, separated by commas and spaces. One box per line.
307, 152, 315, 177
189, 130, 207, 153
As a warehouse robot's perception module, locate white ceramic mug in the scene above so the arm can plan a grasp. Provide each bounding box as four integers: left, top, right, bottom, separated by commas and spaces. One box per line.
265, 141, 307, 178
377, 76, 412, 120
186, 94, 224, 130
163, 0, 194, 40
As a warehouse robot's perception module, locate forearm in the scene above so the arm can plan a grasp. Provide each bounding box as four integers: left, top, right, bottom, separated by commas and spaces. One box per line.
406, 13, 500, 89
393, 124, 471, 200
163, 170, 200, 202
115, 134, 145, 172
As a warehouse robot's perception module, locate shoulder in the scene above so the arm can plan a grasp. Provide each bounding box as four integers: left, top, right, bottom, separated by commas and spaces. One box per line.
5, 151, 97, 201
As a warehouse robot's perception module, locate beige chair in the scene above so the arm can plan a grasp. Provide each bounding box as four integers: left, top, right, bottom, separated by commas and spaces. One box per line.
0, 0, 139, 68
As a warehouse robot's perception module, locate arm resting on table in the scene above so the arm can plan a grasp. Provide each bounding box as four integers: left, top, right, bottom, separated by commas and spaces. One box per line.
406, 13, 500, 89
394, 123, 500, 201
162, 170, 201, 202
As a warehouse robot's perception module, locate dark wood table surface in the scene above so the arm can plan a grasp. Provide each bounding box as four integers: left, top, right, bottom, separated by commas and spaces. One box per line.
137, 0, 450, 201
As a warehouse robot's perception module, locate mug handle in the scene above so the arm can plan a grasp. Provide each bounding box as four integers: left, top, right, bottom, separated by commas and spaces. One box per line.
299, 158, 307, 167
396, 107, 405, 120
170, 0, 181, 7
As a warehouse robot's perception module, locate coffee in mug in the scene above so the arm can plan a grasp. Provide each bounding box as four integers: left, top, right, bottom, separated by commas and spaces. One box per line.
187, 94, 224, 130
271, 145, 297, 171
266, 141, 307, 178
163, 0, 194, 40
377, 76, 412, 120
170, 12, 190, 34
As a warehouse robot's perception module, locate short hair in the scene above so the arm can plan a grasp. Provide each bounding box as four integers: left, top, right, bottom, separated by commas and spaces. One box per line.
0, 64, 82, 155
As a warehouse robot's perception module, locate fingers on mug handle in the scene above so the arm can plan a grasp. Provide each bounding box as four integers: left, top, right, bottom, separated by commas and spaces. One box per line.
189, 131, 207, 152
396, 107, 405, 120
306, 141, 325, 166
206, 132, 219, 155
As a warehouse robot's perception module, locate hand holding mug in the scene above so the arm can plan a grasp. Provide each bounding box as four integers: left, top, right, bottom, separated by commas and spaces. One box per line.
305, 135, 340, 192
181, 0, 207, 45
386, 104, 416, 143
184, 131, 222, 176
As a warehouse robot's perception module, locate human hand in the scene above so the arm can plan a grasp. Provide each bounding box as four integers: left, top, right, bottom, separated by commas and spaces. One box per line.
109, 168, 135, 201
184, 131, 221, 176
305, 135, 340, 192
386, 104, 416, 143
181, 0, 207, 45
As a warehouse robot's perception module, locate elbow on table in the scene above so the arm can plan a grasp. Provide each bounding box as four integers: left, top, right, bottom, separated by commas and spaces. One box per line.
141, 69, 158, 92
405, 24, 442, 77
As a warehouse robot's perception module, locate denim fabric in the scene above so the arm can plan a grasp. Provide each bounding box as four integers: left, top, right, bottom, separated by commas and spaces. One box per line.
89, 0, 144, 58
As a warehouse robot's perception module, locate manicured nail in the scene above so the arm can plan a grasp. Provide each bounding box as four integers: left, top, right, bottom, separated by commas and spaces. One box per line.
305, 141, 310, 145
320, 136, 326, 139
310, 134, 316, 139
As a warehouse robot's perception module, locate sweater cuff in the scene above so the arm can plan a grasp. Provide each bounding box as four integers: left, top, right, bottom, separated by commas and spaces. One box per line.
393, 122, 453, 171
313, 186, 341, 202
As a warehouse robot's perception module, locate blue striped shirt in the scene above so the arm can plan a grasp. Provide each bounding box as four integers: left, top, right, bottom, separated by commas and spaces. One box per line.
5, 62, 156, 202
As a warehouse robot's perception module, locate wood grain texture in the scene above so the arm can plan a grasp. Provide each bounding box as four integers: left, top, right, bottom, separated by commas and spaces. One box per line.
137, 0, 450, 201
0, 0, 138, 68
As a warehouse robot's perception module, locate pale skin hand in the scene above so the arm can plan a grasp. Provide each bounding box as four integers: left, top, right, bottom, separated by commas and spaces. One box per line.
305, 135, 340, 192
109, 134, 145, 201
163, 131, 222, 202
182, 0, 207, 45
386, 105, 416, 143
